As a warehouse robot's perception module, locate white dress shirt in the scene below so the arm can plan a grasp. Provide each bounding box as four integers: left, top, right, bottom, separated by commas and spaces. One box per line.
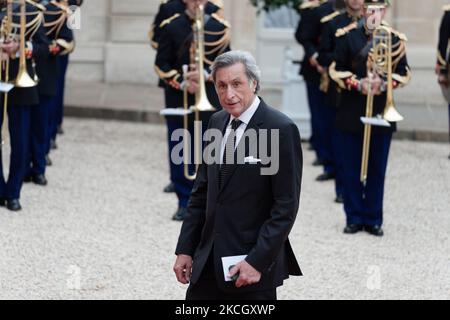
220, 96, 260, 164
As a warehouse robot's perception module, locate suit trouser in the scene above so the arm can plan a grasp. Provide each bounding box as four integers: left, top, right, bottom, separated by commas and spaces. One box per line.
166, 119, 195, 208
339, 130, 392, 226
29, 96, 51, 176
306, 83, 332, 163
0, 105, 31, 199
186, 253, 277, 300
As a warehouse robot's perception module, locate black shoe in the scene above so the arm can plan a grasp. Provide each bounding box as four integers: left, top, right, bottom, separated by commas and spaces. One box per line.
23, 175, 32, 183
312, 158, 325, 166
0, 198, 5, 207
172, 207, 187, 221
50, 139, 57, 150
33, 174, 48, 186
163, 182, 175, 193
364, 225, 384, 237
334, 194, 344, 204
316, 172, 335, 181
6, 199, 21, 211
46, 155, 53, 166
57, 125, 64, 135
343, 224, 363, 234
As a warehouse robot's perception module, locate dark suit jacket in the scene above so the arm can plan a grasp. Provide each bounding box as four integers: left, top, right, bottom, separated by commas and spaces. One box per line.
175, 99, 303, 294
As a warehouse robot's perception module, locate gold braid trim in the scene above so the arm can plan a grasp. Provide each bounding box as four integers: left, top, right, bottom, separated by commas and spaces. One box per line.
329, 61, 353, 89
154, 65, 179, 80
159, 13, 180, 28
392, 67, 411, 87
437, 51, 447, 67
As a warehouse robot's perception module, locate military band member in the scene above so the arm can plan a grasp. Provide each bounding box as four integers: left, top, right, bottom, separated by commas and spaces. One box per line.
317, 0, 363, 203
24, 0, 74, 185
295, 0, 335, 174
149, 0, 222, 194
436, 4, 450, 159
329, 0, 411, 236
49, 0, 82, 150
149, 0, 221, 51
0, 0, 49, 211
154, 0, 230, 221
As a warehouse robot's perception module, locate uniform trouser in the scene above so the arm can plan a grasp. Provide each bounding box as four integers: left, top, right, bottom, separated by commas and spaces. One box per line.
0, 105, 31, 200
46, 94, 58, 155
166, 118, 197, 208
448, 104, 450, 141
339, 130, 392, 226
51, 54, 69, 141
29, 96, 51, 176
321, 103, 337, 176
332, 127, 344, 198
306, 83, 331, 163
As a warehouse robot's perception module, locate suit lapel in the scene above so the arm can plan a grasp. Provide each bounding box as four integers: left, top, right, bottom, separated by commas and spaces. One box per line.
219, 100, 266, 193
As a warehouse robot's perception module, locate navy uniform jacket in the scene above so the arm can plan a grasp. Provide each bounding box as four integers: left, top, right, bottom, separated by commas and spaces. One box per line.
67, 0, 83, 6
437, 5, 450, 76
36, 1, 74, 97
329, 21, 411, 134
154, 11, 230, 111
149, 0, 220, 50
7, 2, 49, 107
295, 0, 334, 86
318, 10, 362, 106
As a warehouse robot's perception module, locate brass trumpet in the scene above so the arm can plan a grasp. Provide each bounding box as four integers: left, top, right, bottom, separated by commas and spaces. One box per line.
183, 4, 216, 181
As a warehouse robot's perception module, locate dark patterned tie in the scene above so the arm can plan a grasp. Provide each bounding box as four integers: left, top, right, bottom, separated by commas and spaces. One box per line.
219, 119, 242, 189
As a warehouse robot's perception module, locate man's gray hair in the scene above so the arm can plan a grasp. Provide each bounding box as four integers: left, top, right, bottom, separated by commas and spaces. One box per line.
211, 50, 261, 93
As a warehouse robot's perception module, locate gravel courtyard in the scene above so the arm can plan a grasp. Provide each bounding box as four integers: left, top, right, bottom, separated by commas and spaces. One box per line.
0, 118, 449, 300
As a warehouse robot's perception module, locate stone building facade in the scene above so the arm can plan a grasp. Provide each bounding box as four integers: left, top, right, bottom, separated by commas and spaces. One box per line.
69, 0, 449, 118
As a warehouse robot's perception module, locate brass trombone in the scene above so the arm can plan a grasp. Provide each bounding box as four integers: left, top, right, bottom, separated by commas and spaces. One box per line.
360, 25, 404, 184
183, 4, 216, 181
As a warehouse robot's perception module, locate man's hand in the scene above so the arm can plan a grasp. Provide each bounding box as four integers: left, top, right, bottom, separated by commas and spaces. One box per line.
361, 75, 382, 95
0, 40, 19, 56
173, 254, 193, 284
228, 260, 261, 288
309, 56, 319, 68
186, 65, 200, 94
438, 74, 449, 88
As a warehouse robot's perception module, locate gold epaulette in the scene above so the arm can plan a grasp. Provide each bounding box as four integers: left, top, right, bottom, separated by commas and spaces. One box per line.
392, 29, 408, 42
299, 0, 320, 10
209, 0, 223, 8
335, 22, 357, 38
443, 4, 450, 11
321, 11, 340, 23
27, 0, 46, 11
211, 13, 230, 28
159, 13, 180, 28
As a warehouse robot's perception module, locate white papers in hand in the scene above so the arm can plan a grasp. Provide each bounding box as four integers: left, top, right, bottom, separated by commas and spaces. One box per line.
221, 255, 247, 282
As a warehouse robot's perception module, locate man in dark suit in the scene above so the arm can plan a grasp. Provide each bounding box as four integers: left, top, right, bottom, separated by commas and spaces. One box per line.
173, 51, 303, 300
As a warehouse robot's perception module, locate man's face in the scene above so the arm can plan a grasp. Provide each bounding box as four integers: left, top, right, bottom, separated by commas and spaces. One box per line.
183, 0, 208, 14
364, 6, 387, 30
214, 63, 257, 118
345, 0, 364, 12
